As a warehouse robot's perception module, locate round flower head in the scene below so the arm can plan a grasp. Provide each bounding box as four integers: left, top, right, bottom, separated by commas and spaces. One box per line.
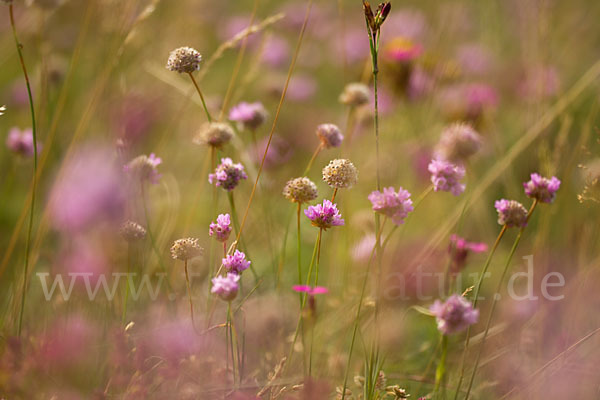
494, 199, 528, 228
283, 177, 318, 204
428, 159, 466, 196
166, 47, 202, 74
208, 157, 248, 191
193, 122, 234, 148
119, 221, 146, 242
304, 199, 345, 230
435, 123, 482, 163
430, 294, 479, 335
316, 123, 344, 149
211, 273, 240, 301
523, 173, 561, 203
209, 213, 232, 242
6, 127, 39, 157
124, 153, 162, 184
368, 186, 414, 225
322, 159, 358, 189
229, 101, 268, 131
222, 250, 251, 274
170, 238, 204, 261
339, 82, 370, 106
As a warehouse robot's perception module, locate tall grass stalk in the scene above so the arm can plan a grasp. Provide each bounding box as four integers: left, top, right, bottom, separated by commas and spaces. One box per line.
188, 72, 212, 122
9, 2, 39, 337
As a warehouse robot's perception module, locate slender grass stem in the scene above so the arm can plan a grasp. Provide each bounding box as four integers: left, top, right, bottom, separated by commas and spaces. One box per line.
296, 203, 303, 305
463, 200, 537, 400
122, 244, 132, 325
434, 335, 448, 398
184, 260, 197, 332
453, 224, 508, 400
10, 3, 39, 338
303, 143, 323, 176
188, 72, 212, 122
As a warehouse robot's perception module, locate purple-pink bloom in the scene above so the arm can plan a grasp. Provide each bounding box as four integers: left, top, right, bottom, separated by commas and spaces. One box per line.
229, 101, 268, 131
430, 294, 479, 335
316, 123, 344, 149
304, 200, 345, 230
449, 234, 488, 272
292, 285, 329, 295
428, 159, 466, 196
211, 273, 241, 301
209, 157, 248, 191
124, 153, 162, 184
209, 213, 232, 242
6, 127, 40, 157
222, 250, 251, 275
494, 199, 528, 228
523, 173, 561, 204
368, 186, 414, 225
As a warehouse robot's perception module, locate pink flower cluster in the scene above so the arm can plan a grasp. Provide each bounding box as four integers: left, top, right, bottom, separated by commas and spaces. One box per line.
428, 159, 466, 196
494, 199, 528, 228
211, 273, 240, 301
209, 214, 232, 242
229, 101, 267, 131
222, 250, 251, 274
304, 199, 345, 230
208, 157, 248, 191
430, 294, 479, 335
523, 173, 561, 203
368, 186, 414, 225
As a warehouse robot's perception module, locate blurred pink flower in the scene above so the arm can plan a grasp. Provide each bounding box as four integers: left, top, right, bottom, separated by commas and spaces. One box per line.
260, 35, 290, 67
5, 127, 40, 157
292, 285, 328, 295
430, 294, 479, 335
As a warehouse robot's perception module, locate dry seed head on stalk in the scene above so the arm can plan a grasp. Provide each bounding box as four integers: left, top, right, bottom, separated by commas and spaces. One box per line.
283, 177, 318, 203
193, 122, 234, 148
166, 46, 202, 73
323, 159, 358, 189
316, 123, 344, 149
170, 237, 204, 261
339, 82, 370, 106
119, 221, 146, 242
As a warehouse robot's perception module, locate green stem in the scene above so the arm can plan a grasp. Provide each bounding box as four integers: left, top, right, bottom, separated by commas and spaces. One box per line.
463, 200, 538, 400
184, 260, 196, 332
296, 203, 303, 305
10, 3, 38, 338
122, 244, 132, 324
228, 191, 258, 280
434, 335, 448, 398
188, 72, 212, 122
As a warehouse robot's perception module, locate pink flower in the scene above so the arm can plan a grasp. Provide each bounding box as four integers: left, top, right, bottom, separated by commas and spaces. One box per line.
292, 285, 329, 295
316, 123, 344, 149
430, 294, 479, 335
383, 37, 423, 63
6, 127, 40, 157
222, 250, 251, 274
209, 213, 232, 242
428, 159, 466, 196
368, 187, 414, 225
523, 173, 561, 204
494, 199, 528, 228
304, 200, 345, 230
124, 153, 162, 184
209, 157, 248, 191
449, 234, 488, 272
212, 273, 241, 301
229, 101, 268, 131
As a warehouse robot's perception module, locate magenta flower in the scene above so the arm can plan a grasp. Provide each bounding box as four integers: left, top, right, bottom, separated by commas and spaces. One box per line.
383, 37, 423, 62
292, 285, 329, 295
449, 234, 488, 272
523, 173, 561, 204
222, 250, 251, 274
211, 273, 241, 301
208, 157, 248, 191
229, 101, 268, 131
430, 294, 479, 335
209, 213, 232, 242
368, 186, 414, 225
6, 127, 40, 157
494, 199, 528, 228
304, 200, 345, 230
428, 159, 466, 196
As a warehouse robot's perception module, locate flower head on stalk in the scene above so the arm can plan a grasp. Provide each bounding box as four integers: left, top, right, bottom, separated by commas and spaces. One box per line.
193, 122, 234, 149
170, 238, 204, 261
208, 157, 247, 191
428, 159, 466, 196
322, 159, 358, 189
430, 294, 479, 335
124, 153, 162, 184
435, 123, 482, 163
119, 221, 147, 242
211, 273, 240, 301
229, 101, 268, 131
304, 200, 344, 230
222, 250, 251, 275
283, 177, 318, 204
363, 1, 392, 40
523, 173, 561, 204
368, 186, 414, 225
339, 83, 370, 106
494, 199, 528, 228
448, 234, 487, 273
316, 123, 344, 149
166, 47, 202, 74
209, 214, 232, 243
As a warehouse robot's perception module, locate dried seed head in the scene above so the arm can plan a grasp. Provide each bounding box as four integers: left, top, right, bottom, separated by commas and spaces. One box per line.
494, 199, 528, 228
283, 177, 318, 204
339, 83, 370, 106
166, 47, 202, 74
170, 238, 204, 261
193, 122, 234, 148
119, 221, 146, 242
435, 123, 482, 163
316, 123, 344, 149
322, 159, 358, 189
